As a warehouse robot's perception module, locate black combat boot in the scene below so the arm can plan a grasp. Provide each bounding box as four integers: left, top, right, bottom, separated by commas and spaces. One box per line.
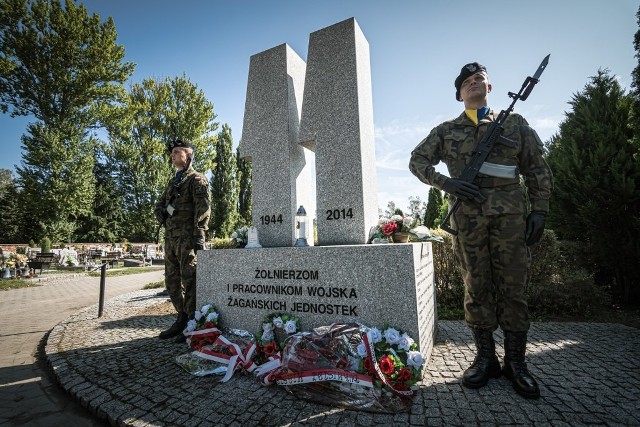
159, 312, 188, 340
462, 328, 502, 389
503, 331, 540, 399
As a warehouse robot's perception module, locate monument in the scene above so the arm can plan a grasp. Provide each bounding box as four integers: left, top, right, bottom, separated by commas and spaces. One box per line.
198, 18, 437, 363
238, 44, 315, 248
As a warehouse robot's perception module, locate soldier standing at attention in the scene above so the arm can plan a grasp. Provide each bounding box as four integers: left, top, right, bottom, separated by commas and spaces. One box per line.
154, 139, 211, 343
409, 62, 553, 399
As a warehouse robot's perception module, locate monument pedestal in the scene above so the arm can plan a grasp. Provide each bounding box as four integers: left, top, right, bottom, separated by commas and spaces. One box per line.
197, 242, 437, 362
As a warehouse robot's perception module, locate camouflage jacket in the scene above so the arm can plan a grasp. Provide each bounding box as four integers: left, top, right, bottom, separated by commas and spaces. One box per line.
154, 166, 211, 239
409, 110, 553, 215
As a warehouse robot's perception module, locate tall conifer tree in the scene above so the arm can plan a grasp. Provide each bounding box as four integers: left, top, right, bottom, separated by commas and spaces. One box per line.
209, 124, 238, 237
546, 70, 639, 304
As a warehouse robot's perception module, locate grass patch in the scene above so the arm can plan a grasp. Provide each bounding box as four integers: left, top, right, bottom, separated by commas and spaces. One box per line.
143, 280, 165, 289
87, 266, 162, 277
0, 279, 39, 291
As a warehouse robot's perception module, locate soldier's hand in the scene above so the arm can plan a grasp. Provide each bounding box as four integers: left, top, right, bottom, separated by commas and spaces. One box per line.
442, 178, 482, 202
154, 209, 166, 224
192, 236, 205, 252
525, 211, 546, 246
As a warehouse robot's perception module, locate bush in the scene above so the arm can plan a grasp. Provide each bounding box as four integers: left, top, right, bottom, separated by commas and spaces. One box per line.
429, 227, 608, 321
40, 237, 51, 253
209, 237, 238, 249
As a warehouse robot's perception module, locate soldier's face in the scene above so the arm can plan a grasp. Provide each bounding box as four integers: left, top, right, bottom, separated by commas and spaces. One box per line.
460, 72, 491, 104
171, 147, 191, 169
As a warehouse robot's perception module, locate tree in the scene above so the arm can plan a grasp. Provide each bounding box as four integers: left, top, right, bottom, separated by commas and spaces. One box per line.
424, 187, 444, 228
209, 124, 238, 237
0, 169, 22, 242
236, 145, 252, 226
383, 201, 397, 218
0, 0, 134, 125
406, 196, 424, 222
74, 158, 124, 243
546, 70, 640, 305
18, 122, 95, 242
103, 75, 218, 241
0, 0, 134, 242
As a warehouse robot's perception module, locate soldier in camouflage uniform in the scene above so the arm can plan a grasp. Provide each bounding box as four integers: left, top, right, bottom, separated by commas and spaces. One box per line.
409, 63, 552, 399
154, 139, 211, 343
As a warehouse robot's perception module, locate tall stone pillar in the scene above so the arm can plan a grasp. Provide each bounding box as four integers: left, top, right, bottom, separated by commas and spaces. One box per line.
298, 18, 378, 245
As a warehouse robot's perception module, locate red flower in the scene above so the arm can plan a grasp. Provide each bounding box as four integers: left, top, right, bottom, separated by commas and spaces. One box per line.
381, 222, 398, 236
263, 341, 278, 356
379, 355, 395, 375
204, 321, 215, 328
397, 367, 413, 382
364, 356, 376, 374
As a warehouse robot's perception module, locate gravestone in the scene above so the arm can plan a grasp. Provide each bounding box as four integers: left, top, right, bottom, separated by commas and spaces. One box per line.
239, 44, 315, 248
298, 18, 378, 245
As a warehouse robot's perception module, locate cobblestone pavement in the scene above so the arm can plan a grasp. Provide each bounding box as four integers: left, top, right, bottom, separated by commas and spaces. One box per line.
45, 289, 640, 426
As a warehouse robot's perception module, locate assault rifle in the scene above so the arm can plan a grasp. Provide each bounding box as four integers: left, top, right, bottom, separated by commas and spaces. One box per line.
440, 54, 549, 235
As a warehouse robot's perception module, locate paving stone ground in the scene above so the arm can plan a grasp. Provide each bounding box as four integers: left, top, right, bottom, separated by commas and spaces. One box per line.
45, 288, 640, 426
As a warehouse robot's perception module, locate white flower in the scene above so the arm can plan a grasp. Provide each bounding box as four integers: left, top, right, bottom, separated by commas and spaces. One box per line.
398, 333, 415, 351
356, 342, 368, 358
194, 310, 203, 321
186, 319, 197, 332
262, 322, 273, 333
200, 304, 212, 314
384, 327, 401, 345
284, 320, 297, 334
206, 312, 218, 323
231, 232, 238, 239
348, 356, 360, 371
378, 217, 390, 225
272, 316, 284, 329
402, 217, 413, 228
261, 330, 274, 341
369, 327, 383, 343
390, 214, 403, 222
406, 350, 425, 369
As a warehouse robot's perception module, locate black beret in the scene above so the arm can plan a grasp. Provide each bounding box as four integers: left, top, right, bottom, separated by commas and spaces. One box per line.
454, 62, 487, 101
167, 138, 194, 154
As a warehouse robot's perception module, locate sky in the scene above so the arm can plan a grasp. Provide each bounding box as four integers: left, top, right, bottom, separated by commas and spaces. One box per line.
0, 0, 637, 212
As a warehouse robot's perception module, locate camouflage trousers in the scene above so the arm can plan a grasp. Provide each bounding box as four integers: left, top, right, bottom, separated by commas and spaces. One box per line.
452, 213, 530, 332
164, 235, 197, 317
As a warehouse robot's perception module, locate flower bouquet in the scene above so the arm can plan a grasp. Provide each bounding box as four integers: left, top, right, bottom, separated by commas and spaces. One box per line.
369, 214, 416, 244
273, 323, 424, 413
183, 304, 221, 350
253, 312, 300, 384
357, 325, 424, 397
177, 304, 259, 381
230, 226, 249, 248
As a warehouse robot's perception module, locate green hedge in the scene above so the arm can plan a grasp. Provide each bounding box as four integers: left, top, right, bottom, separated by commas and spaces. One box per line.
428, 228, 606, 320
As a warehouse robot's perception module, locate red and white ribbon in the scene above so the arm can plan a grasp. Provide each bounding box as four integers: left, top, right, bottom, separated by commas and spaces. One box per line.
275, 368, 374, 388
192, 334, 257, 382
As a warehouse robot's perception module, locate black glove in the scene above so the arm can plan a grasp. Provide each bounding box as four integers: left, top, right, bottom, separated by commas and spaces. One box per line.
442, 178, 482, 202
192, 236, 205, 252
154, 208, 167, 224
525, 211, 546, 246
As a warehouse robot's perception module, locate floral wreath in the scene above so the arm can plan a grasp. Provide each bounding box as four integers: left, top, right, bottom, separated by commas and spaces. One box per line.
356, 325, 425, 395
183, 304, 220, 350
254, 312, 299, 362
